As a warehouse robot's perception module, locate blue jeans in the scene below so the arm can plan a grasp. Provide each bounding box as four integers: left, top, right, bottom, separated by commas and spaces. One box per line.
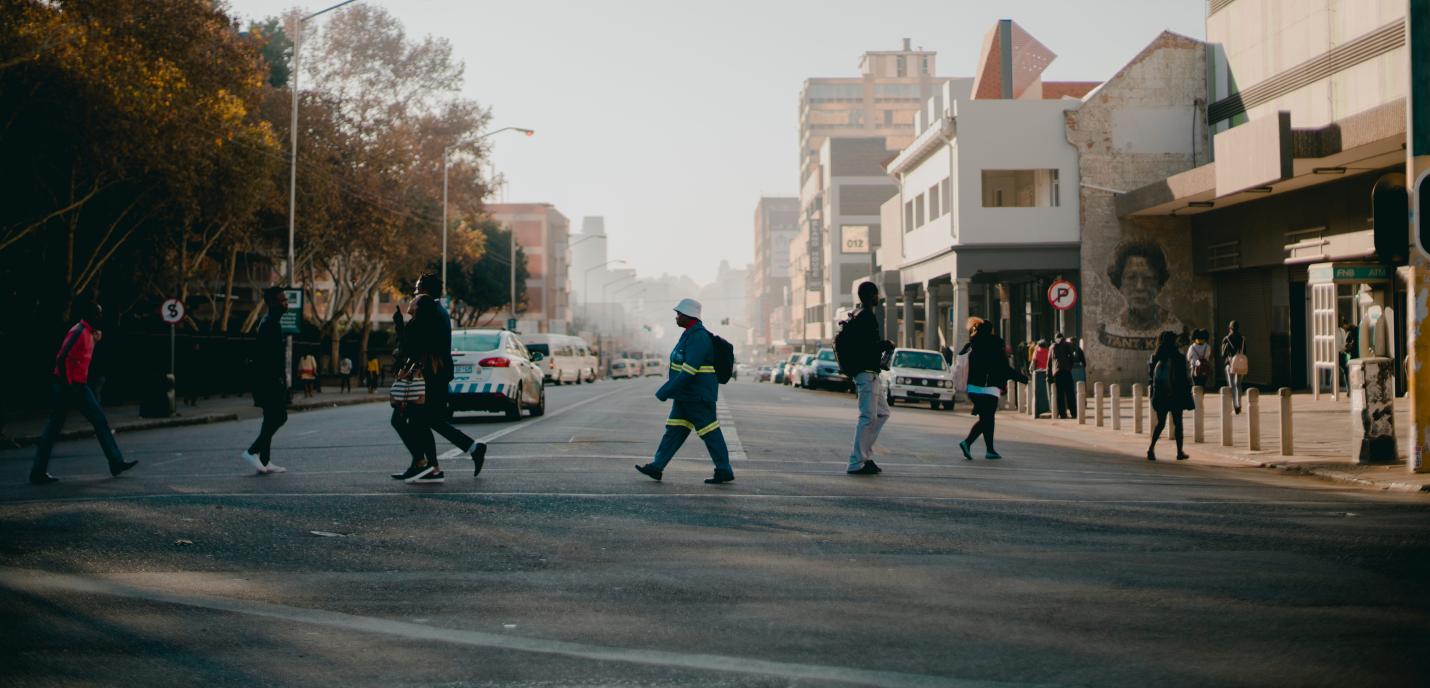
650, 400, 731, 474
849, 372, 890, 470
32, 382, 125, 476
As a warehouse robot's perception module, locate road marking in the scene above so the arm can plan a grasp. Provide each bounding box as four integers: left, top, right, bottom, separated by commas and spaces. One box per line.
715, 398, 746, 461
0, 567, 1037, 688
438, 386, 634, 460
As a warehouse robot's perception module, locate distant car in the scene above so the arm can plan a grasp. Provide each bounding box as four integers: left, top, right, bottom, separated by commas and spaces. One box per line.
782, 353, 803, 385
771, 362, 788, 384
643, 356, 665, 377
609, 358, 640, 379
757, 365, 773, 382
805, 348, 849, 391
789, 354, 815, 388
881, 347, 955, 409
449, 329, 546, 419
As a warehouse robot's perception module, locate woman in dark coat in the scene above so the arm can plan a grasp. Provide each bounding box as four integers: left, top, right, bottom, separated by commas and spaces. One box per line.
958, 320, 1025, 460
1147, 330, 1194, 461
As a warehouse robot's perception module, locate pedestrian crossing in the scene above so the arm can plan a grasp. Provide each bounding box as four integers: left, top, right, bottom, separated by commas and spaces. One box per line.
716, 398, 746, 461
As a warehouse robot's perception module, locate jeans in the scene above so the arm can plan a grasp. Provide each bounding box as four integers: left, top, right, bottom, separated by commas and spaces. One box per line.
32, 382, 125, 476
848, 372, 890, 470
247, 398, 288, 466
1226, 366, 1243, 411
650, 400, 731, 474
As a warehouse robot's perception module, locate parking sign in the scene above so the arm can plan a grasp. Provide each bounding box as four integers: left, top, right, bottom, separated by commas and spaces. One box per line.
1047, 279, 1078, 311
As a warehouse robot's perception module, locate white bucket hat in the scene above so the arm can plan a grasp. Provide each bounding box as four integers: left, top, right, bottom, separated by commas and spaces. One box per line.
673, 298, 702, 320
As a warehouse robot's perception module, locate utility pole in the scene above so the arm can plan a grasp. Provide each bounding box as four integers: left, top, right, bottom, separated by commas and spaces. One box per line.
1408, 0, 1430, 473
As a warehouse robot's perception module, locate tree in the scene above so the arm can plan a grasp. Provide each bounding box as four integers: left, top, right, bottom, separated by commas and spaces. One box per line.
448, 220, 528, 328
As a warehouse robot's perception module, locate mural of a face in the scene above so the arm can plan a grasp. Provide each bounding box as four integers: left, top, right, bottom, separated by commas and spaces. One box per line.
1107, 242, 1170, 333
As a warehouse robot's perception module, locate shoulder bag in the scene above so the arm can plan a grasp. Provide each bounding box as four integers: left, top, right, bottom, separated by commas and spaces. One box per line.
389, 362, 427, 409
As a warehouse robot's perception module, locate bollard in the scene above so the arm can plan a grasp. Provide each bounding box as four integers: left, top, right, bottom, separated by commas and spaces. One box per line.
1094, 382, 1105, 427
1192, 386, 1205, 443
1247, 388, 1261, 451
1279, 387, 1293, 456
1132, 383, 1144, 434
1220, 387, 1234, 447
1110, 384, 1122, 431
1076, 381, 1087, 425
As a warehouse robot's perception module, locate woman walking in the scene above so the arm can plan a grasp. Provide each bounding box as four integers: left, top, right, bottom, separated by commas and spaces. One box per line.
1221, 321, 1246, 414
1147, 331, 1194, 461
1186, 329, 1212, 390
298, 354, 318, 398
958, 320, 1025, 461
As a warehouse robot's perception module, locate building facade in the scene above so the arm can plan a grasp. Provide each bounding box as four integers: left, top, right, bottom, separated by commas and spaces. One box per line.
485, 203, 572, 334
750, 197, 798, 350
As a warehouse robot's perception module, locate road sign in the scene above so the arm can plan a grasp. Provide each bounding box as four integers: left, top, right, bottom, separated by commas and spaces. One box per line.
1047, 279, 1078, 311
159, 298, 186, 324
281, 288, 303, 334
506, 317, 518, 331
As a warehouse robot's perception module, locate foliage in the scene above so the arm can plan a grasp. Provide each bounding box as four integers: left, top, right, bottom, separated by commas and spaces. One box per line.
447, 220, 529, 328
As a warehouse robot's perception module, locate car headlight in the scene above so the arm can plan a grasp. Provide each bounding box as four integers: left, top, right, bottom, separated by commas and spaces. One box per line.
942, 380, 953, 388
897, 376, 909, 385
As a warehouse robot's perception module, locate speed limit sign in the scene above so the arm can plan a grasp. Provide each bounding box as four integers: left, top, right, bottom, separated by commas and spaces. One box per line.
1047, 280, 1078, 311
160, 298, 186, 324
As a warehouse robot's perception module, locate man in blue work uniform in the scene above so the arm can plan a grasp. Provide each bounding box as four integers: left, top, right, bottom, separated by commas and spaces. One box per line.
635, 298, 734, 484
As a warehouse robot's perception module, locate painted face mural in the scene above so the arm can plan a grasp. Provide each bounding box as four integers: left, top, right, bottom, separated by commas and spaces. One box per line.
1100, 241, 1182, 350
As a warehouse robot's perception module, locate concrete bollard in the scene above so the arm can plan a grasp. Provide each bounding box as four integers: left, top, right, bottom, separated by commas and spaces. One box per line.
1279, 387, 1293, 456
1220, 387, 1234, 447
1192, 386, 1205, 443
1247, 388, 1261, 451
1094, 382, 1105, 427
1076, 381, 1087, 425
1132, 383, 1144, 434
1110, 384, 1122, 431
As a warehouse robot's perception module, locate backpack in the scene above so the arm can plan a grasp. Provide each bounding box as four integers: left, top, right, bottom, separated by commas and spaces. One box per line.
1152, 360, 1173, 400
710, 332, 735, 384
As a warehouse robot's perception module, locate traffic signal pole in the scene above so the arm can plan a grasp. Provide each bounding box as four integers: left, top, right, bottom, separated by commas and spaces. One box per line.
1407, 0, 1429, 473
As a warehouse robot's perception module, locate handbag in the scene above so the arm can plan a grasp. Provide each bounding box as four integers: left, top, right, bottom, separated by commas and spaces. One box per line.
389, 363, 427, 408
1230, 353, 1249, 376
951, 352, 970, 393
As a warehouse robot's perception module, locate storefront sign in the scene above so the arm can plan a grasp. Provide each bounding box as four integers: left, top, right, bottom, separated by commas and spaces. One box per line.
1308, 264, 1391, 283
280, 288, 303, 334
841, 225, 870, 254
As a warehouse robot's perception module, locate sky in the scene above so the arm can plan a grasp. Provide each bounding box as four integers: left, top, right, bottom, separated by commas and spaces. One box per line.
224, 0, 1207, 286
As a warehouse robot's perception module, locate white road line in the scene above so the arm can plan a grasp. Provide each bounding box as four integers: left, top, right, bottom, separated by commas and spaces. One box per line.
438, 386, 633, 460
0, 567, 1000, 688
716, 398, 746, 461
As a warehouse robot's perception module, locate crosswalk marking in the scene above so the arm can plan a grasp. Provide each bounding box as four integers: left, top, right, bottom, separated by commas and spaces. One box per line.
716, 398, 746, 461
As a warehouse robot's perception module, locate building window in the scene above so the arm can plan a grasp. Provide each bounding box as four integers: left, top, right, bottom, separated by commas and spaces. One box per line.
915, 193, 925, 226
927, 184, 940, 218
896, 56, 907, 77
921, 57, 930, 75
981, 169, 1061, 207
940, 178, 951, 215
883, 109, 894, 126
904, 199, 914, 233
848, 110, 863, 125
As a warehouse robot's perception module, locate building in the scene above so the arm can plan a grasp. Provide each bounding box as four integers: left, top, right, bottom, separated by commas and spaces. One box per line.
1115, 0, 1411, 392
750, 197, 798, 350
485, 203, 572, 334
812, 137, 900, 341
570, 216, 608, 306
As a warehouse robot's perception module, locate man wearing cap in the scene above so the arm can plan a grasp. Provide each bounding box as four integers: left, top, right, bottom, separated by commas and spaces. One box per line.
635, 298, 734, 484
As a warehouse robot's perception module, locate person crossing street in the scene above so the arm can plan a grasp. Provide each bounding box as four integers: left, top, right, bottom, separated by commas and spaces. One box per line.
240, 287, 291, 475
634, 298, 734, 484
838, 281, 894, 475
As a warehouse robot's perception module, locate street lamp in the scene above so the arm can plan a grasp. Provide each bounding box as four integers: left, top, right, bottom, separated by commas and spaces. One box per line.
442, 126, 534, 306
584, 259, 626, 312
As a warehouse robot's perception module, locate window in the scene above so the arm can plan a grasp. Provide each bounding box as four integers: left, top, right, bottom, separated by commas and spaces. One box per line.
915, 193, 925, 226
848, 110, 863, 125
896, 56, 906, 77
904, 199, 914, 233
883, 109, 894, 125
940, 178, 951, 214
451, 332, 502, 352
927, 184, 940, 218
893, 350, 944, 370
921, 57, 931, 75
981, 169, 1061, 207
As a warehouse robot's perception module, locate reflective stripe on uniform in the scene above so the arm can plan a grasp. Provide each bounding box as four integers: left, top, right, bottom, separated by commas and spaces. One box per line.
671, 363, 715, 375
666, 418, 696, 431
695, 420, 720, 437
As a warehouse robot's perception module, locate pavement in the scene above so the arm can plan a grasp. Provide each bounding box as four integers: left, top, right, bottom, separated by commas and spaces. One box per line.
2, 377, 1428, 686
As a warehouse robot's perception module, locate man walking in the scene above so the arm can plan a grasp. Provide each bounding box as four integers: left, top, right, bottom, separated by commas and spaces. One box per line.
635, 298, 734, 484
838, 282, 893, 475
338, 356, 353, 392
242, 287, 291, 475
30, 302, 138, 484
1050, 333, 1076, 419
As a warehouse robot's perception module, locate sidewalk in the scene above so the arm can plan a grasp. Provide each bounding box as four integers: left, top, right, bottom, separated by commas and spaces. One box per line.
1, 387, 387, 448
1005, 387, 1430, 493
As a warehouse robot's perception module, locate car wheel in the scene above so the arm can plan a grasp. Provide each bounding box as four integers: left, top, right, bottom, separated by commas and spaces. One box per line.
941, 401, 955, 411
887, 390, 895, 405
505, 385, 522, 420
529, 385, 546, 416
929, 400, 939, 410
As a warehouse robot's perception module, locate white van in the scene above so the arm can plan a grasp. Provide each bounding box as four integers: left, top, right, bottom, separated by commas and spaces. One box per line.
521, 334, 592, 385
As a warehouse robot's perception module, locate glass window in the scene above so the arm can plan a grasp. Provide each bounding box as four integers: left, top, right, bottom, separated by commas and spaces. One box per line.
981, 169, 1061, 208
816, 349, 836, 361
893, 350, 945, 370
915, 193, 925, 226
526, 343, 550, 356
883, 109, 894, 125
904, 199, 914, 233
928, 184, 940, 218
940, 178, 951, 214
896, 56, 907, 77
451, 332, 502, 352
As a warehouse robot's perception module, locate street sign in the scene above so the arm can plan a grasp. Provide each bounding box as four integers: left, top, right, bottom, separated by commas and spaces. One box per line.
281, 288, 303, 334
159, 298, 186, 324
1047, 279, 1078, 311
506, 317, 517, 331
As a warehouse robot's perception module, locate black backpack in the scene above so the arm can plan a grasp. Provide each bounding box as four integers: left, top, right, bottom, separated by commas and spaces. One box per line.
710, 332, 735, 384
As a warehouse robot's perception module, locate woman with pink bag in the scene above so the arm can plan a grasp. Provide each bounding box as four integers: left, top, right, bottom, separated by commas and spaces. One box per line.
1221, 320, 1247, 414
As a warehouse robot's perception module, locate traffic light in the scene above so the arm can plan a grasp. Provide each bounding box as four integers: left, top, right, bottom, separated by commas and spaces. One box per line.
1373, 173, 1408, 263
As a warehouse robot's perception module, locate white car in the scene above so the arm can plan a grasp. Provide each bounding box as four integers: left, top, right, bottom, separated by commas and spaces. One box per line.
522, 334, 593, 385
449, 329, 546, 419
610, 358, 640, 379
881, 347, 955, 410
643, 356, 665, 377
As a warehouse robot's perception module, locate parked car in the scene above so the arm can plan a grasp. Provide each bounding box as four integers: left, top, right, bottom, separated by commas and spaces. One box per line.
522, 334, 594, 385
757, 365, 774, 382
771, 362, 788, 384
805, 348, 849, 391
880, 347, 955, 409
450, 329, 546, 419
782, 353, 803, 386
643, 355, 665, 377
789, 354, 815, 388
609, 358, 640, 379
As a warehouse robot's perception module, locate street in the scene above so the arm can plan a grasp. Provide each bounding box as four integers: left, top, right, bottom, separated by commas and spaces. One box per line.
2, 378, 1428, 687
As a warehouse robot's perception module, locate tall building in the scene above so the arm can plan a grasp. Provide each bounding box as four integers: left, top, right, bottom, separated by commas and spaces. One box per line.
750, 197, 798, 349
485, 203, 571, 334
570, 216, 608, 306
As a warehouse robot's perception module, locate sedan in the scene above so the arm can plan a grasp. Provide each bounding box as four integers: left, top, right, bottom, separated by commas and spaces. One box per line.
881, 347, 955, 410
449, 329, 546, 419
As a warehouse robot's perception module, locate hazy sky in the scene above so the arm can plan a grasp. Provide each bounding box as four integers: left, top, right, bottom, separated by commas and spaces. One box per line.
225, 0, 1206, 285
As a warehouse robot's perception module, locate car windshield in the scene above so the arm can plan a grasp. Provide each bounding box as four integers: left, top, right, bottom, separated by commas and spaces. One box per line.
817, 350, 836, 361
526, 343, 550, 355
893, 351, 945, 370
452, 333, 501, 352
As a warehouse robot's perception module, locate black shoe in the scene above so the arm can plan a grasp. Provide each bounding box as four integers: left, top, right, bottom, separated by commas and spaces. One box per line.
635, 464, 663, 481
391, 465, 425, 480
29, 473, 58, 486
847, 463, 879, 475
704, 471, 734, 484
1146, 451, 1157, 461
1176, 453, 1189, 460
109, 460, 138, 477
866, 460, 883, 474
471, 442, 487, 477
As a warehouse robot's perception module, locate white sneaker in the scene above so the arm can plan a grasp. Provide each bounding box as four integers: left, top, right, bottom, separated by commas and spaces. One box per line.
262, 463, 287, 474
241, 451, 264, 474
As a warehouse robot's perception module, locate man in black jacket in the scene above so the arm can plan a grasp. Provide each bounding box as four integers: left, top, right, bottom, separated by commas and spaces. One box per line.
839, 282, 893, 475
242, 287, 290, 475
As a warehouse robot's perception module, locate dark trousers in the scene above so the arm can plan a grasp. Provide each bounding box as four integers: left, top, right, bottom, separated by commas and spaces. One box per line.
1052, 371, 1076, 418
339, 374, 352, 392
1149, 406, 1184, 453
391, 385, 473, 469
32, 382, 125, 476
247, 398, 288, 466
963, 393, 999, 451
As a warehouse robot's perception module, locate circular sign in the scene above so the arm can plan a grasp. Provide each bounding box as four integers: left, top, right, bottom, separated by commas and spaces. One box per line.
159, 298, 186, 324
1047, 280, 1078, 311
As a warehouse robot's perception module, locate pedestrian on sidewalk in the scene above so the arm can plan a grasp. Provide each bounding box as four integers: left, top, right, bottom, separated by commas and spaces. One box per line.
1221, 320, 1247, 414
1339, 320, 1358, 388
835, 282, 894, 476
1147, 330, 1194, 461
338, 356, 353, 392
241, 287, 291, 475
388, 273, 486, 484
366, 356, 380, 393
29, 302, 138, 485
298, 353, 317, 398
1069, 337, 1087, 385
958, 320, 1025, 461
1186, 329, 1212, 390
1050, 333, 1076, 419
635, 298, 735, 484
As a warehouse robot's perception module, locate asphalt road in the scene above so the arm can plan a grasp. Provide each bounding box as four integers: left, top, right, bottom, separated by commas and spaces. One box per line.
2, 376, 1428, 687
